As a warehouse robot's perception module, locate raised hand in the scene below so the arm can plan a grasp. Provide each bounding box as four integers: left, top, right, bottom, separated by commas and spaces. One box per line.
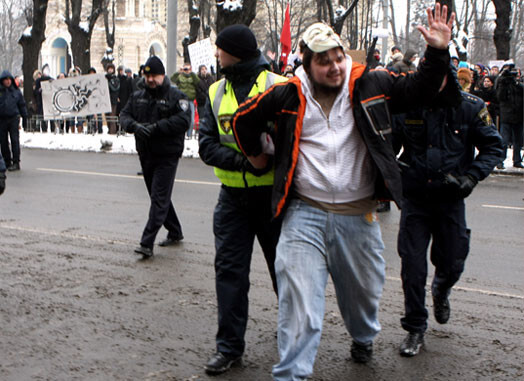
416, 3, 455, 50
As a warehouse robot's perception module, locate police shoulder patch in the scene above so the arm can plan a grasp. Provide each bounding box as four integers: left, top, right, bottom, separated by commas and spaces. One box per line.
179, 99, 189, 112
478, 106, 493, 127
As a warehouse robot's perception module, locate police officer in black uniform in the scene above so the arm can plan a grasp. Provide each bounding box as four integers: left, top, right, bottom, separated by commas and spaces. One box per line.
120, 56, 191, 258
392, 66, 504, 357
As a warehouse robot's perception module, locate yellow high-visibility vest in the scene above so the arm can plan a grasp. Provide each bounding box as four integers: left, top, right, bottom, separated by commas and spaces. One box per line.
208, 70, 287, 187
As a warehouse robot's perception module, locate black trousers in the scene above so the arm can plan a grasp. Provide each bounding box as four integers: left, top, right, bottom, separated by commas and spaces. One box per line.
398, 197, 470, 333
213, 185, 280, 357
139, 154, 183, 249
0, 116, 20, 166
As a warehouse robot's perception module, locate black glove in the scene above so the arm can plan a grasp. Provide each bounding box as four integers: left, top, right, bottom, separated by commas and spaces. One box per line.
134, 122, 152, 140
0, 173, 6, 195
444, 173, 478, 198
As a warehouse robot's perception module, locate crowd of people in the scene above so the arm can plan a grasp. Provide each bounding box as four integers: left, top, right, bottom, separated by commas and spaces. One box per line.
0, 4, 521, 380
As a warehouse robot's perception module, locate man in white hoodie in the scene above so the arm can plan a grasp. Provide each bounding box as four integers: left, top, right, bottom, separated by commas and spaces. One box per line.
232, 5, 456, 380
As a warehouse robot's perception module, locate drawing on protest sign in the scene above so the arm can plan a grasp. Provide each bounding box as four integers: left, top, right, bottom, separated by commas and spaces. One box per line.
188, 38, 216, 75
41, 74, 111, 120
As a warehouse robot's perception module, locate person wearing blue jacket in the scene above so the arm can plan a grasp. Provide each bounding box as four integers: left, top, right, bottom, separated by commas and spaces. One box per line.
392, 66, 504, 357
0, 70, 27, 171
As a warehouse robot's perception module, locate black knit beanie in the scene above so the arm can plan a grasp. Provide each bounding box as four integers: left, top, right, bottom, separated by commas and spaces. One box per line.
144, 56, 165, 75
216, 24, 258, 61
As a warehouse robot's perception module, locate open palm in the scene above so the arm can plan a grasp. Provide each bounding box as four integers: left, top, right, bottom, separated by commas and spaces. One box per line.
417, 3, 456, 50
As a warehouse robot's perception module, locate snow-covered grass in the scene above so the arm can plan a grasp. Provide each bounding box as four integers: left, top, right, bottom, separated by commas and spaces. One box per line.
20, 129, 201, 158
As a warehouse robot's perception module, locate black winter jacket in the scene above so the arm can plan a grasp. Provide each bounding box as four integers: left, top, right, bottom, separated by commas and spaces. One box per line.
393, 87, 504, 202
495, 72, 523, 125
120, 76, 191, 157
199, 54, 272, 173
0, 70, 27, 119
233, 46, 452, 217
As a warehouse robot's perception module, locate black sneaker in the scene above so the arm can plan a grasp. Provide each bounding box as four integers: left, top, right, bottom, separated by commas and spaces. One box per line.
204, 352, 241, 375
158, 235, 184, 247
134, 245, 153, 258
399, 332, 424, 357
350, 340, 373, 363
433, 293, 450, 324
513, 162, 524, 169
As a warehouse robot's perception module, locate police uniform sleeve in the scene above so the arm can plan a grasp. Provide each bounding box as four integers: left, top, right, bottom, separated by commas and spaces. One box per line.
466, 98, 505, 181
119, 91, 137, 132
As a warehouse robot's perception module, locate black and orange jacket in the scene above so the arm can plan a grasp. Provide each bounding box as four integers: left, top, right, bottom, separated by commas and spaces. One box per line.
232, 46, 451, 218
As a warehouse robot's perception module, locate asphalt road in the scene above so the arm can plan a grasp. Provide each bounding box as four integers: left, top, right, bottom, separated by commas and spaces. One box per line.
0, 148, 522, 380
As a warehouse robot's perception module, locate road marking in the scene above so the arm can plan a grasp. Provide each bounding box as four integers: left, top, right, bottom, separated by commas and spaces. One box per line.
385, 276, 524, 300
36, 168, 221, 186
482, 204, 524, 211
1, 222, 523, 301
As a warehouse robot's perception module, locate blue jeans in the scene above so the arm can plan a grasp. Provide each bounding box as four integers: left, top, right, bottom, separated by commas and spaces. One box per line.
273, 199, 385, 380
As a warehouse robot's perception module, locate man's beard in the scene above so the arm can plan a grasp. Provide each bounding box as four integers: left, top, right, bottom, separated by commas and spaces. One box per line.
309, 75, 344, 97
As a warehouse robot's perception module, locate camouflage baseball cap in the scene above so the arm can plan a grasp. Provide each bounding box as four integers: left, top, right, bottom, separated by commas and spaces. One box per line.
302, 23, 343, 53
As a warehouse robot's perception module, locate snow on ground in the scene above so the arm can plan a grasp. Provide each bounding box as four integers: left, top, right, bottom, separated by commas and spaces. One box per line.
20, 130, 201, 159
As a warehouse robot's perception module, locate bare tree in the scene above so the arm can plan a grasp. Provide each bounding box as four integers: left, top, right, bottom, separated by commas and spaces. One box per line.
509, 0, 523, 66
492, 0, 511, 60
18, 0, 49, 113
182, 0, 201, 63
64, 0, 104, 73
0, 0, 25, 74
103, 0, 116, 53
216, 0, 257, 32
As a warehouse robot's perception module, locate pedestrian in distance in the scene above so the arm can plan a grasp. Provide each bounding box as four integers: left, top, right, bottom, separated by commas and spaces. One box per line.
393, 67, 504, 357
198, 23, 287, 375
171, 63, 200, 138
232, 4, 456, 379
120, 56, 191, 258
0, 70, 27, 172
495, 63, 524, 169
105, 63, 120, 134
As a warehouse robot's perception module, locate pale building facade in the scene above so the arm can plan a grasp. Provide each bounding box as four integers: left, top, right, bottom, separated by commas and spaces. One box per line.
40, 0, 185, 77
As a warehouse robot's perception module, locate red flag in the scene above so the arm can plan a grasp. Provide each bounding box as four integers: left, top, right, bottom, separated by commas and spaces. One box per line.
280, 4, 291, 69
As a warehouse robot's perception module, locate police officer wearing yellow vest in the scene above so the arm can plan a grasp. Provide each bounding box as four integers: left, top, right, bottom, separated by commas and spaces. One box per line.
198, 24, 287, 375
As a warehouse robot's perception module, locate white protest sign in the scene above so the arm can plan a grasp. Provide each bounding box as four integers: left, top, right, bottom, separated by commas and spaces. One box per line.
41, 74, 112, 120
188, 38, 216, 75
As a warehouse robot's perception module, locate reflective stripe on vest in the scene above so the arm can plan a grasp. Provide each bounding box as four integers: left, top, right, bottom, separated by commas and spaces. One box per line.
209, 70, 286, 187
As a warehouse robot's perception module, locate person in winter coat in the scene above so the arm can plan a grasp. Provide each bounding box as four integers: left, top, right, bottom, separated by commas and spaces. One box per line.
105, 63, 120, 134
198, 24, 287, 376
495, 64, 524, 168
195, 64, 215, 130
392, 68, 504, 357
171, 63, 200, 137
33, 65, 55, 132
392, 49, 418, 74
120, 56, 191, 258
0, 70, 27, 171
471, 75, 499, 128
232, 5, 455, 379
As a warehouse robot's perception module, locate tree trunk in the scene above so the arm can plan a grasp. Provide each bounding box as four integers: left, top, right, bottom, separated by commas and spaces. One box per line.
65, 0, 104, 74
183, 0, 201, 63
18, 0, 49, 116
103, 0, 116, 52
216, 0, 256, 33
492, 0, 512, 60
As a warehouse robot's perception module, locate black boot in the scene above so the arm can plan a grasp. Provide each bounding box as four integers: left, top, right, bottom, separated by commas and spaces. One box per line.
399, 332, 424, 357
7, 162, 20, 171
